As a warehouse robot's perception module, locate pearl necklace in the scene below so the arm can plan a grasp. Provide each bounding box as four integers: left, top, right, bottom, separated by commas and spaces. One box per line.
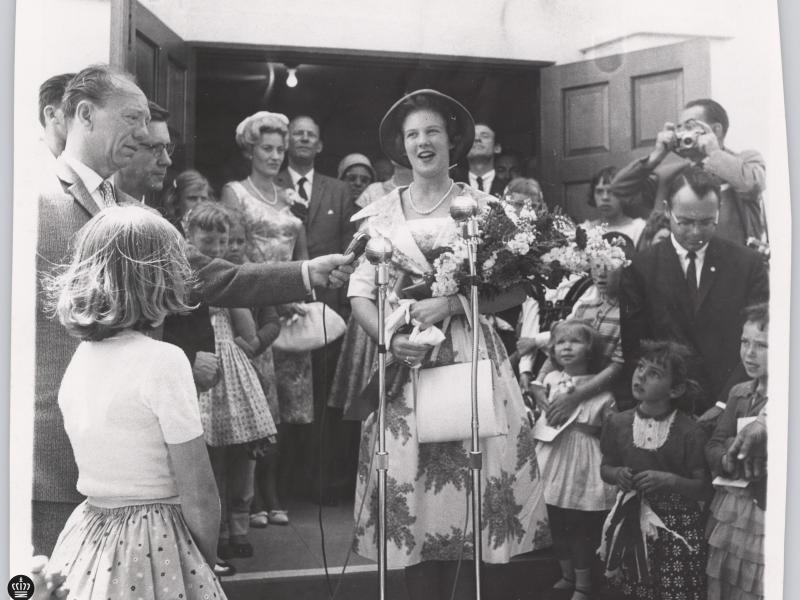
247, 176, 278, 206
407, 180, 455, 215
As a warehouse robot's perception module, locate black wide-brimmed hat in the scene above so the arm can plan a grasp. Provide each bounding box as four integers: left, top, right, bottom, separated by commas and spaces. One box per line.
378, 89, 475, 169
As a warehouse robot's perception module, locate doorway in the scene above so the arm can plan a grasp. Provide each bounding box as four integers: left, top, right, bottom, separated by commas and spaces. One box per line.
191, 45, 545, 192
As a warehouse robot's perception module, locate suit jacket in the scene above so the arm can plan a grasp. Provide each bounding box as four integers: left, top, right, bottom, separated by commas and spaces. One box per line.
276, 169, 356, 314
454, 169, 505, 198
619, 236, 768, 411
611, 149, 767, 244
34, 159, 310, 503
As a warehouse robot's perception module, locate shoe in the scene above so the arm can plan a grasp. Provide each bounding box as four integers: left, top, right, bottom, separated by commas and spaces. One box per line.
217, 542, 233, 560
229, 539, 254, 558
214, 560, 237, 577
249, 511, 269, 528
268, 509, 290, 525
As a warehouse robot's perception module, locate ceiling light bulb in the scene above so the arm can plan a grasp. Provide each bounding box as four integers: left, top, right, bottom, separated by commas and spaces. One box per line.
286, 68, 298, 88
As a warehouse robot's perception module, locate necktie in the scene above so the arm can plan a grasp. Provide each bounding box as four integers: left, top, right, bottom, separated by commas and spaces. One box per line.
99, 180, 116, 208
686, 251, 698, 306
297, 176, 309, 202
476, 176, 484, 192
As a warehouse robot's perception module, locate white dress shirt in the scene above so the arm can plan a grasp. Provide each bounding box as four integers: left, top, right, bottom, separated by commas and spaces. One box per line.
61, 152, 116, 208
670, 234, 709, 287
288, 167, 315, 199
469, 169, 495, 193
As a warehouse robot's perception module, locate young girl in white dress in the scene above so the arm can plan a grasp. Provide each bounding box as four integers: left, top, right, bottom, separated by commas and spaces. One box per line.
46, 205, 226, 599
535, 319, 617, 600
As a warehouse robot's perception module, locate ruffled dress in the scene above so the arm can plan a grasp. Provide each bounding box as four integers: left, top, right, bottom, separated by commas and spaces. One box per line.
705, 380, 767, 600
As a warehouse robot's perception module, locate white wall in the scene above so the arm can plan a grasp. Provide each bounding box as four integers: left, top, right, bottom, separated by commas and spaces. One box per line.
11, 0, 111, 568
155, 0, 736, 64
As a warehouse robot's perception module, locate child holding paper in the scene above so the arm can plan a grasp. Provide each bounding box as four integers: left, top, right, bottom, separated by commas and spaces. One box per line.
535, 320, 617, 600
705, 303, 768, 600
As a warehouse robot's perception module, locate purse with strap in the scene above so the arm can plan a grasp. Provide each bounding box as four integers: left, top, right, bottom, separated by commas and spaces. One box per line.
272, 302, 346, 352
412, 317, 507, 443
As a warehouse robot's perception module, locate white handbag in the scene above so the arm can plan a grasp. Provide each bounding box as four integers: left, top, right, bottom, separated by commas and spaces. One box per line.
272, 302, 346, 352
412, 317, 507, 443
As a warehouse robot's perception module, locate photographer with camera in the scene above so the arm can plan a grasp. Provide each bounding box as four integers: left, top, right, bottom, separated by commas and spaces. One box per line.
611, 98, 767, 250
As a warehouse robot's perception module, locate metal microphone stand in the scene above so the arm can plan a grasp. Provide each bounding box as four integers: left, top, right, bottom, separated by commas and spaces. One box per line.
450, 196, 483, 600
365, 236, 394, 600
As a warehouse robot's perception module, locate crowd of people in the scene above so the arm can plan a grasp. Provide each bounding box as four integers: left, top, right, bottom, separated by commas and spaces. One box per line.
30, 64, 770, 600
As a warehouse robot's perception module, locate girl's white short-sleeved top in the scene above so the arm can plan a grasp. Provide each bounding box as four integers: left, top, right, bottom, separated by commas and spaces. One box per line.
58, 329, 203, 503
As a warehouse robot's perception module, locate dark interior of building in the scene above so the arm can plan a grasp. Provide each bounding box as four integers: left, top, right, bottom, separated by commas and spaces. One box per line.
192, 47, 543, 192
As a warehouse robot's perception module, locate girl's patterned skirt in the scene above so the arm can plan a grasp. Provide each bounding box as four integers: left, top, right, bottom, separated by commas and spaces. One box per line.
601, 491, 706, 600
706, 486, 764, 600
47, 501, 227, 600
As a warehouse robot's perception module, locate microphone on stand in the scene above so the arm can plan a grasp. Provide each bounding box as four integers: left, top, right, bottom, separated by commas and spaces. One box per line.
449, 194, 485, 600
449, 195, 479, 238
365, 235, 393, 600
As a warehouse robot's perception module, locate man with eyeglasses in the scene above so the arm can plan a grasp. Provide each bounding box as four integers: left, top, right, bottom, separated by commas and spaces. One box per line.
611, 98, 767, 249
620, 166, 768, 420
116, 100, 174, 203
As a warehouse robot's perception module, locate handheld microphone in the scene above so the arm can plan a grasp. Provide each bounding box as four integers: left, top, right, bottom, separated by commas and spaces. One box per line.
344, 230, 371, 262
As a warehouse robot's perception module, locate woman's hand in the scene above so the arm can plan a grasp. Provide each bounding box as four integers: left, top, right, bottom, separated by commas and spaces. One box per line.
720, 453, 739, 478
390, 333, 432, 367
615, 466, 635, 491
408, 297, 452, 329
545, 389, 581, 427
516, 337, 540, 356
632, 470, 676, 495
234, 336, 257, 358
288, 302, 308, 317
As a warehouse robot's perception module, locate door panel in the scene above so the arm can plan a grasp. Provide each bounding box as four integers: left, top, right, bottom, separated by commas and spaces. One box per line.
112, 0, 194, 206
540, 38, 710, 223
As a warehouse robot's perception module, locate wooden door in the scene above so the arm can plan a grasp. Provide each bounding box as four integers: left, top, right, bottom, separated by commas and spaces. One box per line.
111, 0, 195, 190
539, 38, 710, 222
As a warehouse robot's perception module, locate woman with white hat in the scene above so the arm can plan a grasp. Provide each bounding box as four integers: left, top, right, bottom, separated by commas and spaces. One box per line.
347, 90, 550, 599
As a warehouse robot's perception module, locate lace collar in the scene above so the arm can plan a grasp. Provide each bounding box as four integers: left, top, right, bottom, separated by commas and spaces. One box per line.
632, 407, 677, 450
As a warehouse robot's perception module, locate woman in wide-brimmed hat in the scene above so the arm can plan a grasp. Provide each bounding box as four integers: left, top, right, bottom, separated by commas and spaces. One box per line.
347, 89, 550, 598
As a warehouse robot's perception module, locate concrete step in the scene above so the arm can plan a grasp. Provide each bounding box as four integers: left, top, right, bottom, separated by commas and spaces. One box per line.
220, 550, 564, 600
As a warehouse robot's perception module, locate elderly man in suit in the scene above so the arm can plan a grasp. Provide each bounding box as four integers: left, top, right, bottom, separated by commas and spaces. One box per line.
620, 166, 768, 419
34, 66, 353, 554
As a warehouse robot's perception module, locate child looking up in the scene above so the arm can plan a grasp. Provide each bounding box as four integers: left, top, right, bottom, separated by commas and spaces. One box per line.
46, 206, 226, 599
599, 340, 711, 600
705, 303, 769, 600
186, 202, 277, 561
535, 320, 617, 600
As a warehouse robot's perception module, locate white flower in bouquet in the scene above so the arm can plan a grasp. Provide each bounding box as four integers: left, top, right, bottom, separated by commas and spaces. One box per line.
482, 250, 499, 276
431, 252, 461, 297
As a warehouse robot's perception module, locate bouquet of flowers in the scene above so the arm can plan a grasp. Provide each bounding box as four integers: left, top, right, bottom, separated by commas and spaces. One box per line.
423, 199, 572, 301
540, 223, 631, 274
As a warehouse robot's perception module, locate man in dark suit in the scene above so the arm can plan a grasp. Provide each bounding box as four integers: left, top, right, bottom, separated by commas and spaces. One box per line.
620, 166, 768, 419
455, 122, 505, 197
34, 66, 353, 554
115, 101, 173, 203
276, 115, 356, 502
